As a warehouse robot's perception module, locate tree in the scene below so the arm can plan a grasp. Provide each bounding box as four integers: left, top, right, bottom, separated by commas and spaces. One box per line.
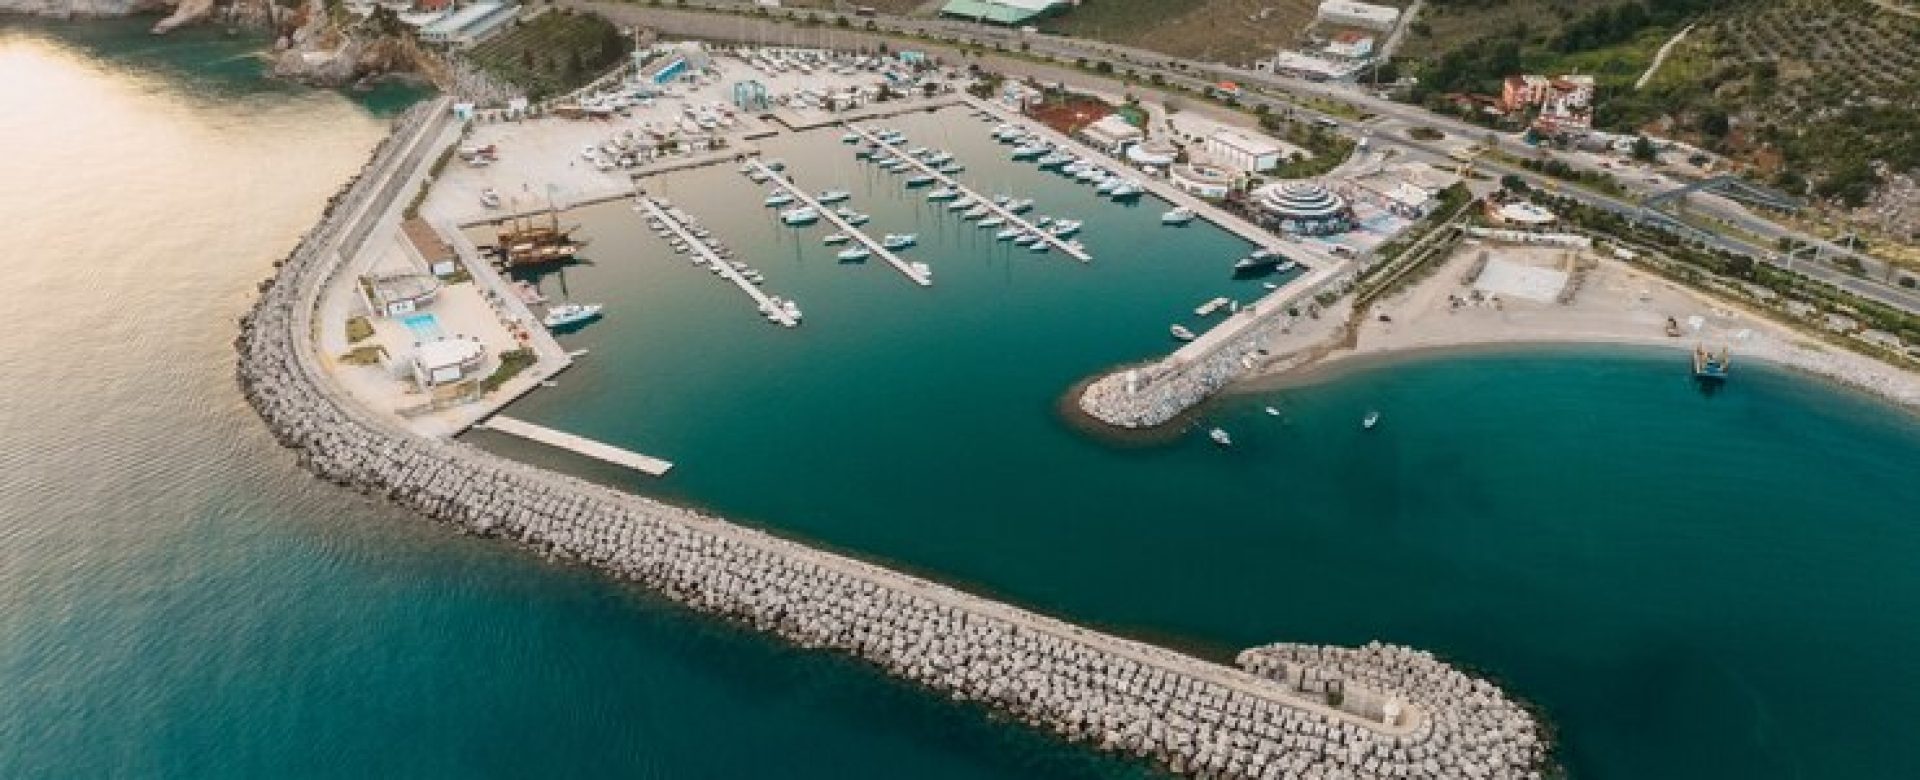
1500, 174, 1529, 192
1630, 135, 1658, 163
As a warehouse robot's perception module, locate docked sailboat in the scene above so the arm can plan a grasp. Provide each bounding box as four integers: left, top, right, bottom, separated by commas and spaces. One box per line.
837, 246, 870, 262
882, 233, 918, 250
817, 190, 851, 204
764, 191, 795, 207
780, 207, 820, 225
926, 187, 960, 201
823, 233, 851, 245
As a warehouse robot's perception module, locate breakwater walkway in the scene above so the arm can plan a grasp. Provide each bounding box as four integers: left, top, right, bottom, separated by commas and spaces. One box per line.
746, 159, 932, 287
237, 100, 1546, 779
845, 124, 1093, 262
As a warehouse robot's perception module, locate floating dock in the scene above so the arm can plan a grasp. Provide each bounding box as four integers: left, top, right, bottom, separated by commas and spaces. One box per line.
479, 415, 674, 477
636, 195, 799, 328
844, 124, 1093, 262
746, 159, 932, 287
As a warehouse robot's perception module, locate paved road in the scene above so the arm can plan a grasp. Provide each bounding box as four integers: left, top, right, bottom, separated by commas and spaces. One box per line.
600, 0, 1920, 311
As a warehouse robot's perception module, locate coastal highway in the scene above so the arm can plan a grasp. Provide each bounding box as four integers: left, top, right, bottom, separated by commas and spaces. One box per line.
584, 0, 1920, 312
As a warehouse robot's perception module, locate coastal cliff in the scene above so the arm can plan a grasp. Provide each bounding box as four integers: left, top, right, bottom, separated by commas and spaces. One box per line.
268, 0, 440, 87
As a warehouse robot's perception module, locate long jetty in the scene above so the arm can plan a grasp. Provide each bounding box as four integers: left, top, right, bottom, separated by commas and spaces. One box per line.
236, 99, 1548, 780
844, 124, 1093, 262
637, 195, 799, 328
479, 415, 674, 476
746, 159, 932, 287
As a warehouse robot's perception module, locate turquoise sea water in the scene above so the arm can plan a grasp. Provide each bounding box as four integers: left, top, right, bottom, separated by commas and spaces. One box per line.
8, 17, 1920, 780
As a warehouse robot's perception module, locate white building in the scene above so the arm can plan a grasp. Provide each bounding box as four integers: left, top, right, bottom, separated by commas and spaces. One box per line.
410, 338, 487, 390
419, 1, 520, 47
1080, 114, 1144, 153
1316, 0, 1400, 32
1205, 130, 1283, 174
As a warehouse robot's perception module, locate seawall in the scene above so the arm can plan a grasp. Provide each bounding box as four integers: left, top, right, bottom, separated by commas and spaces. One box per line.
235, 101, 1547, 779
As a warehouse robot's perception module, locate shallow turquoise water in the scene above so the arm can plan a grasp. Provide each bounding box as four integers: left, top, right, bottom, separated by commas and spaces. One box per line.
490, 103, 1920, 777
9, 16, 1920, 780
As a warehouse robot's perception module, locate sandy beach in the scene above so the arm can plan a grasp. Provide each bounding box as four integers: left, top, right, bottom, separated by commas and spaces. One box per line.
1237, 240, 1920, 410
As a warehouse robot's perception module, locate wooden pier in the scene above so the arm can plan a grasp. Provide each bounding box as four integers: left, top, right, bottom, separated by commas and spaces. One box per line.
745, 159, 932, 287
636, 195, 800, 328
844, 124, 1093, 262
479, 415, 674, 477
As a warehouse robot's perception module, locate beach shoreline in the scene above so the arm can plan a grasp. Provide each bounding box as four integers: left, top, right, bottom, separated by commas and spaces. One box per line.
1231, 244, 1920, 411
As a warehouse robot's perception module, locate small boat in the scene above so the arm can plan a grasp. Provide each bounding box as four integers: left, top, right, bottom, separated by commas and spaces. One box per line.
765, 192, 796, 207
963, 206, 991, 220
979, 216, 1006, 228
845, 213, 872, 226
1010, 144, 1047, 160
1170, 324, 1196, 341
909, 261, 932, 277
905, 174, 936, 188
818, 190, 852, 204
938, 162, 965, 174
479, 188, 502, 209
823, 233, 851, 245
1030, 242, 1051, 254
1110, 181, 1144, 200
1050, 219, 1082, 237
543, 303, 603, 329
947, 196, 976, 211
1264, 406, 1281, 417
882, 233, 918, 250
1209, 427, 1232, 447
841, 132, 861, 143
1005, 198, 1034, 214
1096, 177, 1122, 195
1263, 282, 1279, 290
837, 246, 870, 262
1012, 232, 1040, 246
780, 207, 820, 225
1162, 207, 1195, 225
1363, 411, 1381, 430
1037, 152, 1072, 169
995, 228, 1022, 241
1233, 249, 1285, 276
926, 187, 960, 201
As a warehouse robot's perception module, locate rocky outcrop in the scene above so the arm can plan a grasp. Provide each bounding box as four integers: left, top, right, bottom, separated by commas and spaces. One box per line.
236, 100, 1550, 779
268, 0, 438, 87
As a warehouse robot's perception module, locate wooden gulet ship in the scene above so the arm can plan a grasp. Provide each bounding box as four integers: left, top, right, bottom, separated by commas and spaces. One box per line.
495, 208, 587, 268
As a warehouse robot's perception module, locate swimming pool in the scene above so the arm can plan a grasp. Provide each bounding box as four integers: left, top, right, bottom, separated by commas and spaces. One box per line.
401, 313, 443, 342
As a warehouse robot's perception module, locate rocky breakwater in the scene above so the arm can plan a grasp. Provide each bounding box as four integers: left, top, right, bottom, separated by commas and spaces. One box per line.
1240, 643, 1549, 778
237, 102, 1548, 778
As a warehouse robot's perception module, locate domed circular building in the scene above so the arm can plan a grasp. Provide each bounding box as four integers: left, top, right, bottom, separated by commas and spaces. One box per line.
1251, 181, 1354, 235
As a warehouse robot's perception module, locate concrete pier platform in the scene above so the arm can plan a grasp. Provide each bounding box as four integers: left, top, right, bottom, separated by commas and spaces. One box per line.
845, 124, 1093, 262
747, 159, 932, 287
479, 415, 674, 476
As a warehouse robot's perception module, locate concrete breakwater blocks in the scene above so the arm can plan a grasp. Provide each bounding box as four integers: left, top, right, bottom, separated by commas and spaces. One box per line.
234, 102, 1548, 779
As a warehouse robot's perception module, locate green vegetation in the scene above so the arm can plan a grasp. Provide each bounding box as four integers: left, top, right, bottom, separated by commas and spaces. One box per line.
340, 345, 386, 366
1407, 126, 1446, 141
1042, 0, 1317, 64
345, 316, 374, 343
482, 348, 537, 392
462, 10, 633, 101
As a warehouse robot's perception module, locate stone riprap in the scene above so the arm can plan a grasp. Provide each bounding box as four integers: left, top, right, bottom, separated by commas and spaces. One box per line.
1239, 643, 1547, 779
236, 102, 1547, 779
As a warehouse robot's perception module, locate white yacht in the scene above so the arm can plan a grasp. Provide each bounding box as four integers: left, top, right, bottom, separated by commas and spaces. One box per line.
1171, 324, 1196, 342
764, 192, 795, 207
1162, 207, 1196, 225
823, 233, 851, 245
837, 246, 870, 262
780, 207, 820, 225
543, 303, 603, 329
882, 233, 918, 250
817, 190, 852, 204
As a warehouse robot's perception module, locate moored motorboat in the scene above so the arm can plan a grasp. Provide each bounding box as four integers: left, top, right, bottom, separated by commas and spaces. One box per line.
1170, 324, 1196, 341
837, 246, 870, 262
817, 190, 851, 204
905, 174, 936, 187
882, 233, 918, 250
1209, 427, 1232, 446
1363, 410, 1381, 430
543, 303, 603, 329
926, 187, 960, 201
823, 233, 851, 245
780, 207, 820, 225
764, 191, 795, 207
1162, 207, 1195, 225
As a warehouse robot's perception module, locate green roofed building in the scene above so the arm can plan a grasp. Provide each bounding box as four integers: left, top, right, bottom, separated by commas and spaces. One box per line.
939, 0, 1068, 26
